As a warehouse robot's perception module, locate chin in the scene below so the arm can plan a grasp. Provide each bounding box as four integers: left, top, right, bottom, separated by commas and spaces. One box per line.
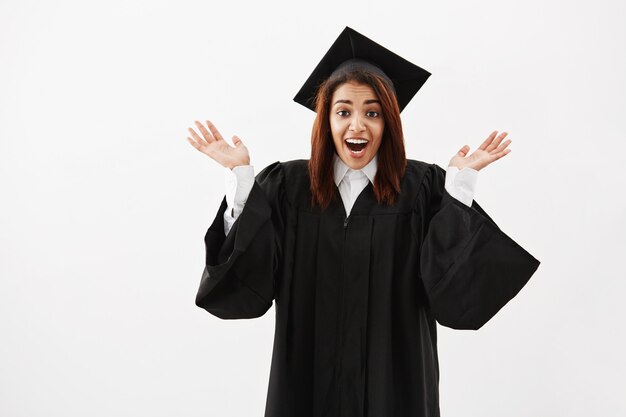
340, 153, 373, 170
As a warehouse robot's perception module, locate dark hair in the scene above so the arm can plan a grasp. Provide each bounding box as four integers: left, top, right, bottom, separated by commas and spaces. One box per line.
308, 69, 407, 209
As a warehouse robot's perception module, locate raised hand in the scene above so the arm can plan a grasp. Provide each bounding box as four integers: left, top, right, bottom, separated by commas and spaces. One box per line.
448, 131, 512, 172
186, 120, 250, 169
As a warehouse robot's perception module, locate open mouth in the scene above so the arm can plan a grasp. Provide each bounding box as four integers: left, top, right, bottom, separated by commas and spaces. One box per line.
344, 138, 369, 155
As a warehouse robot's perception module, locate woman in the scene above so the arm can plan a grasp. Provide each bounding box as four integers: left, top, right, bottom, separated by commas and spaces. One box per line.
187, 27, 539, 417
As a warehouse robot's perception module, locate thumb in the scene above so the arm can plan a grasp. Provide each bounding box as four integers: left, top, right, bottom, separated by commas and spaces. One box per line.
232, 135, 244, 147
457, 145, 470, 156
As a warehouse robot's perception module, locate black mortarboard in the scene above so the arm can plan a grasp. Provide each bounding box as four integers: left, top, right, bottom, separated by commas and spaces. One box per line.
293, 26, 431, 113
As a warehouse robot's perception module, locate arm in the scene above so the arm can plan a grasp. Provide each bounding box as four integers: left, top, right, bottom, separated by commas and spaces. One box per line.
186, 120, 280, 319
419, 164, 540, 330
445, 165, 478, 207
224, 165, 255, 236
196, 162, 285, 319
418, 131, 537, 330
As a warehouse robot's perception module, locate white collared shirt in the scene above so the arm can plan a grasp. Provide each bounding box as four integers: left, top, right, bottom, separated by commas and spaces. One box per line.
222, 158, 478, 236
333, 154, 378, 216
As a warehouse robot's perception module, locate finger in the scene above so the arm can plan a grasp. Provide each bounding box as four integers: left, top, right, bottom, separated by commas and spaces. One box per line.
232, 135, 243, 147
493, 148, 511, 161
487, 131, 508, 151
206, 120, 225, 141
186, 136, 201, 150
188, 127, 207, 146
195, 120, 215, 143
457, 145, 470, 156
493, 139, 512, 153
478, 130, 498, 151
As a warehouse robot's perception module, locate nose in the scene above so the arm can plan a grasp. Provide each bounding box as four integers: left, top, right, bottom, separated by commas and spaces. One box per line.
349, 113, 365, 132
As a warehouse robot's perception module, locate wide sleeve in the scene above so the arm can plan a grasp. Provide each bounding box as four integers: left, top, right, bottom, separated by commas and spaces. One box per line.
195, 161, 285, 319
417, 163, 540, 330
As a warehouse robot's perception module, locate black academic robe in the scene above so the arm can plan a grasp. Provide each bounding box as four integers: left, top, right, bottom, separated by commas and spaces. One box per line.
195, 159, 540, 417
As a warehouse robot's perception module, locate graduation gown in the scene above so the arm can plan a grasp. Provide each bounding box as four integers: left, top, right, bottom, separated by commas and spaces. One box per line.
195, 159, 540, 417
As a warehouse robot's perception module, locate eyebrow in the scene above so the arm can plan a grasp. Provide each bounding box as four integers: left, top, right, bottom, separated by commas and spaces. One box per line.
333, 99, 381, 105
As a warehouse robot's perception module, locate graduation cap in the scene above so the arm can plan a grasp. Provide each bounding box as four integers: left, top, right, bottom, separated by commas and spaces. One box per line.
293, 26, 431, 113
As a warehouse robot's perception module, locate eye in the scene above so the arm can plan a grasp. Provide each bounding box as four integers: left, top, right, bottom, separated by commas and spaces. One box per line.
337, 110, 350, 117
367, 111, 380, 118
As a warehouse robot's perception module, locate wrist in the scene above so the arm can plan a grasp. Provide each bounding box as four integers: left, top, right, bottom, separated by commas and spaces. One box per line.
229, 159, 251, 170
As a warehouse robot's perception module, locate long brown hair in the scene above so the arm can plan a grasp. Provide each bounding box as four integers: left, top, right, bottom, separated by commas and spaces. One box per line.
309, 69, 407, 209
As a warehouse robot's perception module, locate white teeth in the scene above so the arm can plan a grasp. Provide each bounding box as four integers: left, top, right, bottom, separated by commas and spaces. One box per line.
345, 138, 368, 144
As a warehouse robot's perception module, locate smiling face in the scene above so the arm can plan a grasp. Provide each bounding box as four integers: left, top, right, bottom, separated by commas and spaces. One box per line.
329, 81, 385, 170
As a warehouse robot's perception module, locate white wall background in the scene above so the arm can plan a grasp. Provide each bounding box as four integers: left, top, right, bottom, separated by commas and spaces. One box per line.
1, 0, 624, 416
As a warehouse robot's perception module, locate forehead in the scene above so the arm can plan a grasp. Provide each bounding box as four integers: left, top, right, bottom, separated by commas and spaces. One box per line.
331, 81, 379, 102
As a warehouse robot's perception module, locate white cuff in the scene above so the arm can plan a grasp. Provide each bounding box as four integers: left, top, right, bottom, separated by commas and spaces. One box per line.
223, 165, 255, 235
445, 166, 478, 207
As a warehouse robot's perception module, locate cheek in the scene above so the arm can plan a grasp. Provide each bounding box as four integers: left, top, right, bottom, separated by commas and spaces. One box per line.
373, 123, 384, 145
329, 118, 338, 135
330, 119, 346, 142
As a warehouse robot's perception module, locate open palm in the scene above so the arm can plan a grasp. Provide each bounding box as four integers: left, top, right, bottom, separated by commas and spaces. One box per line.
186, 120, 250, 169
449, 131, 512, 171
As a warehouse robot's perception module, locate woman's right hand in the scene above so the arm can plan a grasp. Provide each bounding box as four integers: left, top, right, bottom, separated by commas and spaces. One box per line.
186, 120, 250, 169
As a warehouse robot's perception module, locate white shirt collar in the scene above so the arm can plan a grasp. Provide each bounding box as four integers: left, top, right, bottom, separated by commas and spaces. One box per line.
332, 154, 378, 186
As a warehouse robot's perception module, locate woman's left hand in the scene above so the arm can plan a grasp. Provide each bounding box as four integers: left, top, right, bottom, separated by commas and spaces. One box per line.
448, 131, 512, 171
